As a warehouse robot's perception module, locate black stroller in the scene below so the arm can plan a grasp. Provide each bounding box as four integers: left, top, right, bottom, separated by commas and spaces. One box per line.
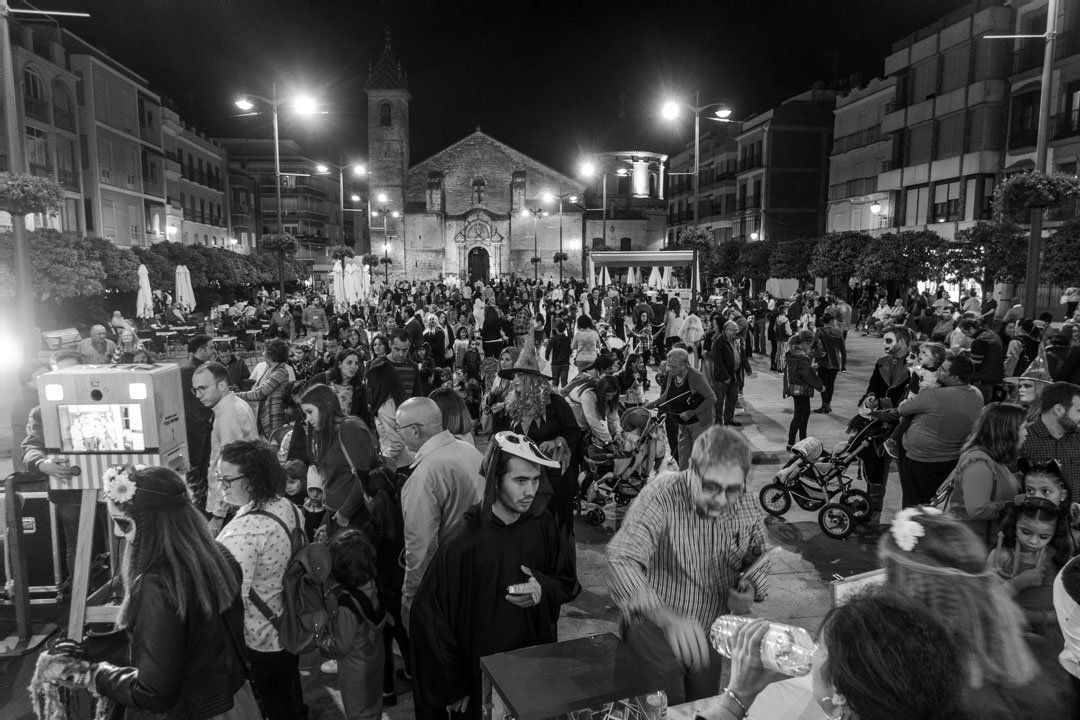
758, 412, 893, 539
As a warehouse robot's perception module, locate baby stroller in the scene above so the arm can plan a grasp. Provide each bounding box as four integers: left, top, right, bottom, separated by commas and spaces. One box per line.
758, 415, 886, 539
577, 407, 667, 526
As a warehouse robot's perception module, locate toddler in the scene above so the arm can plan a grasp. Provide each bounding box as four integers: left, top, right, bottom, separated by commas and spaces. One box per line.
989, 497, 1071, 639
283, 459, 307, 509
1019, 458, 1080, 554
462, 338, 483, 384
303, 471, 327, 542
452, 327, 471, 369
328, 529, 386, 720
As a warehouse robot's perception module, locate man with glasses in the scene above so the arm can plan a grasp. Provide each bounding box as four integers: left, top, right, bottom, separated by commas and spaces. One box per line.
192, 362, 258, 531
181, 334, 216, 509
396, 397, 483, 627
606, 426, 769, 705
388, 329, 423, 397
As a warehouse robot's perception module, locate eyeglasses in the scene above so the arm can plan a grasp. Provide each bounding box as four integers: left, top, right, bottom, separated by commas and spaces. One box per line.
394, 421, 424, 432
191, 384, 216, 396
216, 473, 247, 487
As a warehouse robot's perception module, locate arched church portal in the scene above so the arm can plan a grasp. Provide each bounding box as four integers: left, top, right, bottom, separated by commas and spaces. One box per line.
468, 246, 490, 285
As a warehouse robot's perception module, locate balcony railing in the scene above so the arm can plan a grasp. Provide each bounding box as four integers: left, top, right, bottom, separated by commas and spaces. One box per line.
832, 126, 883, 155
24, 96, 49, 122
828, 176, 879, 201
138, 123, 160, 143
1051, 111, 1080, 141
1014, 42, 1043, 74
29, 162, 53, 178
881, 159, 900, 172
53, 107, 75, 131
736, 198, 761, 211
1055, 29, 1080, 61
58, 168, 78, 189
142, 178, 164, 197
737, 158, 764, 173
1046, 198, 1080, 222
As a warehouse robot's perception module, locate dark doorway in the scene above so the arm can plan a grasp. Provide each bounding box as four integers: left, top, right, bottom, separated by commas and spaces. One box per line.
468, 246, 490, 285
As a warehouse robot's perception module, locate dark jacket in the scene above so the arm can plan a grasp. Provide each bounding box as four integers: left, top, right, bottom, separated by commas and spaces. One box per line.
404, 316, 424, 349
864, 354, 911, 408
813, 326, 845, 370
220, 357, 251, 390
545, 333, 572, 366
1052, 346, 1080, 385
784, 349, 824, 397
180, 357, 210, 472
710, 335, 750, 384
970, 330, 1004, 384
94, 552, 246, 720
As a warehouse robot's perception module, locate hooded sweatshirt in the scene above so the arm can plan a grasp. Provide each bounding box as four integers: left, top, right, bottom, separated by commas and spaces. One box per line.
784, 347, 824, 397
814, 325, 845, 370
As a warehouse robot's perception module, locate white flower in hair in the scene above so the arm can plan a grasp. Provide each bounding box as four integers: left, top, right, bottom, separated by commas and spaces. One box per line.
104, 466, 137, 506
890, 507, 932, 551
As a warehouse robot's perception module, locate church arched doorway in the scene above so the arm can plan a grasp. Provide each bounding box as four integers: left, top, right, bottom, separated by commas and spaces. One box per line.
468, 246, 490, 285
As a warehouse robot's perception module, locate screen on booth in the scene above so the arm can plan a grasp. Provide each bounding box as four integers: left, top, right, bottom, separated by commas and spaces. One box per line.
57, 404, 146, 452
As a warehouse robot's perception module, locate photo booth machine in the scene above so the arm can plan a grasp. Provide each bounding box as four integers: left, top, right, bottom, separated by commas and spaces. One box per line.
34, 363, 188, 638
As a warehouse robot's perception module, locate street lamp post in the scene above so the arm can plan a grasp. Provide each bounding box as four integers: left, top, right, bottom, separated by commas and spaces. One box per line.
662, 93, 733, 228
542, 191, 579, 282
370, 192, 399, 285
235, 87, 318, 298
316, 160, 367, 246
521, 206, 548, 281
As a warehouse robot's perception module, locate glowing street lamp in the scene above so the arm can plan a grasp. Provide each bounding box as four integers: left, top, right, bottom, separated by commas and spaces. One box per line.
315, 160, 368, 244
662, 94, 735, 227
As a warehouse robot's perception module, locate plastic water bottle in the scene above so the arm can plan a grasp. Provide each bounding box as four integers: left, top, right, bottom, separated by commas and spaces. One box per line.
639, 691, 667, 720
709, 615, 816, 676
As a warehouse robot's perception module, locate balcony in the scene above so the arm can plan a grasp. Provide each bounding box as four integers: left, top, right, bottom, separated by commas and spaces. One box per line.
29, 162, 53, 179
880, 159, 900, 172
1014, 43, 1043, 74
143, 178, 164, 197
1008, 127, 1038, 150
1051, 111, 1080, 141
831, 126, 884, 155
1055, 29, 1080, 61
138, 123, 160, 144
737, 158, 764, 173
53, 107, 75, 131
828, 176, 879, 201
735, 198, 761, 211
24, 96, 49, 122
58, 168, 79, 190
1046, 198, 1080, 223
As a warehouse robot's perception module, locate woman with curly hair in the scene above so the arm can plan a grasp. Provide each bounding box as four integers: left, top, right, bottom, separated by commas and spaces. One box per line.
74, 466, 258, 719
499, 339, 582, 535
216, 440, 307, 720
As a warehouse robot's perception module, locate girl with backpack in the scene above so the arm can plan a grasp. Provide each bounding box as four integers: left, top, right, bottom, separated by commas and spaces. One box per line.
784, 329, 824, 451
216, 440, 308, 720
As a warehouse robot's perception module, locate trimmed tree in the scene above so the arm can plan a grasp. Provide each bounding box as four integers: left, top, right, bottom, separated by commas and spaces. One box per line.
1042, 219, 1080, 286
0, 229, 106, 301
944, 221, 1027, 295
857, 230, 946, 298
769, 237, 818, 283
734, 239, 776, 290
807, 232, 870, 296
259, 233, 299, 297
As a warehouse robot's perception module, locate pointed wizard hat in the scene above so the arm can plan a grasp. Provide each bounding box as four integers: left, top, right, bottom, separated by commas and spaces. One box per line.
1003, 343, 1053, 386
498, 333, 550, 380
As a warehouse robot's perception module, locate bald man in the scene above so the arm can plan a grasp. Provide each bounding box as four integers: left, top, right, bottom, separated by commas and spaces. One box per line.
77, 324, 117, 364
397, 397, 484, 626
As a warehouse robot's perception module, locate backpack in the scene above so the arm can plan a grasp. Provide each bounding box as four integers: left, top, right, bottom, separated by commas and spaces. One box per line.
247, 504, 355, 658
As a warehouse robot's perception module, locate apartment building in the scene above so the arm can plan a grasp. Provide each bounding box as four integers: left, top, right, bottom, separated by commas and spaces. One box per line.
2, 22, 84, 234
665, 126, 740, 246
827, 77, 897, 233
161, 106, 232, 250
1004, 0, 1080, 226
228, 165, 261, 253
222, 138, 346, 270
62, 30, 168, 247
875, 1, 1014, 239
579, 148, 669, 252
732, 88, 835, 244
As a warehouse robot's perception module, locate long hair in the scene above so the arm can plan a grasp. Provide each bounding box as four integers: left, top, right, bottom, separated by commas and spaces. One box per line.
299, 383, 348, 471
997, 498, 1072, 569
585, 375, 621, 417
327, 347, 362, 386
429, 387, 472, 436
359, 466, 402, 543
960, 402, 1026, 464
878, 512, 1036, 688
820, 589, 964, 720
119, 467, 239, 625
366, 359, 406, 416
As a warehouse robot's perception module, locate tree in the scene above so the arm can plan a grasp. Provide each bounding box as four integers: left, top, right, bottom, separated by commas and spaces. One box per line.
0, 229, 106, 301
259, 233, 299, 297
132, 246, 175, 289
361, 253, 380, 267
807, 232, 869, 292
769, 237, 818, 282
857, 230, 946, 298
944, 221, 1027, 294
734, 239, 776, 288
1042, 220, 1080, 286
330, 245, 355, 263
79, 236, 140, 292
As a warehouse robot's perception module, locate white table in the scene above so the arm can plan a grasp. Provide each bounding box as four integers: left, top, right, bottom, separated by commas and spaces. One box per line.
668, 676, 826, 720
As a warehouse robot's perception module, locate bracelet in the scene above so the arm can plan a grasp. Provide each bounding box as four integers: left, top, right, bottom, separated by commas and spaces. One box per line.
720, 688, 748, 717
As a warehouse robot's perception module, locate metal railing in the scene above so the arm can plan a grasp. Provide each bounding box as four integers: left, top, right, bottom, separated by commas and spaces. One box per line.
832, 126, 883, 155
1050, 111, 1080, 141
29, 162, 53, 178
53, 107, 75, 131
24, 96, 49, 122
1014, 42, 1043, 74
58, 168, 78, 189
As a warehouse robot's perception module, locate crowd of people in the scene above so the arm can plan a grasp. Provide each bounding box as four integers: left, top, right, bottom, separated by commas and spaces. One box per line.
11, 273, 1080, 720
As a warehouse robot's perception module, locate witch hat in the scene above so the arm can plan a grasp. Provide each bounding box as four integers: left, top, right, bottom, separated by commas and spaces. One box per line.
1004, 343, 1053, 386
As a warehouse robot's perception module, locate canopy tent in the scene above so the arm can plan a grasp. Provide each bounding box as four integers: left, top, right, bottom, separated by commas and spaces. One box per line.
647, 266, 663, 288
332, 261, 348, 310
589, 250, 703, 309
135, 264, 154, 319
597, 265, 612, 288
175, 265, 196, 312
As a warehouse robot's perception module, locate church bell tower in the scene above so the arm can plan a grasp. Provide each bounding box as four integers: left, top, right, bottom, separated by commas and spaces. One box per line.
365, 29, 410, 273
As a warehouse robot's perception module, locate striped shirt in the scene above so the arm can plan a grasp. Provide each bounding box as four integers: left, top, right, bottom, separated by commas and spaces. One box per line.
606, 471, 769, 629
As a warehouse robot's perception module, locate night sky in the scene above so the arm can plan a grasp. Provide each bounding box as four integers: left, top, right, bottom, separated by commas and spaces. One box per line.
49, 0, 971, 171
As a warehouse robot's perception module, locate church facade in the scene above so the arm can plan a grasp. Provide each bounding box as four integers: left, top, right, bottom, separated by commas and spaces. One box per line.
365, 35, 670, 285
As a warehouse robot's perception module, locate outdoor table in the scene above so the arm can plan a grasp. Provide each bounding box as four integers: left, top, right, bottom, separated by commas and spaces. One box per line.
480, 633, 660, 720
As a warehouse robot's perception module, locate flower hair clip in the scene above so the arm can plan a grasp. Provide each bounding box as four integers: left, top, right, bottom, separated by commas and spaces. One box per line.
890, 506, 942, 552
102, 464, 146, 507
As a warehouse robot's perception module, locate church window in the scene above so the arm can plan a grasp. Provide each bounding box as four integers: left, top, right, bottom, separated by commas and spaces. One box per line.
472, 178, 486, 204
379, 102, 392, 126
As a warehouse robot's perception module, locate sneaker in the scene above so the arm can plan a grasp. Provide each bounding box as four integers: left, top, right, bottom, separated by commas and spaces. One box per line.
812, 406, 831, 414
320, 659, 338, 674
883, 438, 899, 459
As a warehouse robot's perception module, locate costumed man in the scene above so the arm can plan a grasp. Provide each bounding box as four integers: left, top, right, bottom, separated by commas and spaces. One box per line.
410, 431, 580, 720
647, 347, 716, 471
850, 326, 913, 523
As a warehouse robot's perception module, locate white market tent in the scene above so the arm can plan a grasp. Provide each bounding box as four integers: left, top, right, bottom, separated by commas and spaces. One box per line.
589, 250, 703, 308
